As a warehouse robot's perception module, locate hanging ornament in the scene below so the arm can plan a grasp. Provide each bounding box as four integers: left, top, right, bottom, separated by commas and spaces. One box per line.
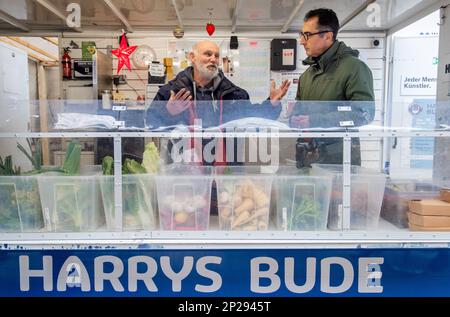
173, 26, 185, 39
206, 21, 215, 36
205, 8, 215, 36
111, 32, 138, 74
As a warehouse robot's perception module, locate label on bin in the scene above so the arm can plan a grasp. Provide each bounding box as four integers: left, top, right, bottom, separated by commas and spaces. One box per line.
112, 105, 126, 111
114, 121, 125, 127
338, 106, 352, 112
339, 120, 354, 127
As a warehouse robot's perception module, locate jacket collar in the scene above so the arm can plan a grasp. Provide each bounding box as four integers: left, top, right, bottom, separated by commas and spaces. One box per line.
302, 40, 340, 71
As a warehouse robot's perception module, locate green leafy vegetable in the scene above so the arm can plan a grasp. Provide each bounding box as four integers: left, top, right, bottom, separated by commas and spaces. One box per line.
141, 142, 160, 174
0, 155, 20, 175
62, 141, 81, 175
123, 158, 147, 174
102, 156, 114, 175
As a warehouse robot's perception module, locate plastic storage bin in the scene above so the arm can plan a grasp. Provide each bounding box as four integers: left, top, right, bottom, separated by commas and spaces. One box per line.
99, 174, 158, 231
0, 176, 44, 232
381, 180, 441, 228
215, 166, 273, 231
155, 165, 212, 230
37, 167, 104, 232
311, 164, 387, 230
274, 167, 332, 231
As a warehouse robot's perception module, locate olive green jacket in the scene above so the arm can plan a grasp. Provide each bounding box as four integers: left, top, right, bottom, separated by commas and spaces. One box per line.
294, 40, 375, 165
296, 40, 374, 102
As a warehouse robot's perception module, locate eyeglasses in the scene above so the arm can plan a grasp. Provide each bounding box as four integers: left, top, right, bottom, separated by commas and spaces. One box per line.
299, 30, 333, 41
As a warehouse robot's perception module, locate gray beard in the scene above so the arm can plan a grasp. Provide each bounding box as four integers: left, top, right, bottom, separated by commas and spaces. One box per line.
195, 62, 219, 82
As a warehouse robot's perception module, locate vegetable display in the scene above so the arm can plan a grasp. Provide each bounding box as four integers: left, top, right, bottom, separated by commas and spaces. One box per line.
0, 154, 44, 232
156, 165, 212, 231
217, 178, 272, 231
100, 141, 160, 230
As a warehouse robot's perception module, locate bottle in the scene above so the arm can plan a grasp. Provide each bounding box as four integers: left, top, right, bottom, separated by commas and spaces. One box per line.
62, 47, 72, 80
102, 90, 111, 109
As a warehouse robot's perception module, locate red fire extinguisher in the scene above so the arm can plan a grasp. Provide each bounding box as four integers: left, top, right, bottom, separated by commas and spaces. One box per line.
62, 47, 72, 79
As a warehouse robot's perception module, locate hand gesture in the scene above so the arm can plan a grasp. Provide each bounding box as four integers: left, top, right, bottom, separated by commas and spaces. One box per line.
269, 79, 291, 104
166, 88, 192, 116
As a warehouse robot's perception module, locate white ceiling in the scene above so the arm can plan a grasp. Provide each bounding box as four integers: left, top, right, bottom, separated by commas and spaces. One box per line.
0, 0, 443, 34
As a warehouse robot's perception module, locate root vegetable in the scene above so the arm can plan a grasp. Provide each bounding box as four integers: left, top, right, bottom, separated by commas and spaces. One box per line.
219, 191, 230, 204
171, 202, 183, 213
221, 207, 231, 218
241, 224, 257, 231
234, 198, 254, 215
231, 210, 250, 228
255, 207, 269, 217
253, 186, 269, 208
241, 181, 255, 199
192, 195, 206, 209
258, 220, 268, 230
233, 195, 242, 208
174, 212, 188, 224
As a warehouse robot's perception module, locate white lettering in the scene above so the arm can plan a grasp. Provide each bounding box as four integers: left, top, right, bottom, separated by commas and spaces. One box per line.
358, 257, 383, 293
366, 3, 381, 28
19, 255, 53, 291
94, 256, 124, 292
195, 256, 222, 293
57, 256, 90, 291
250, 257, 280, 293
128, 256, 158, 292
66, 3, 81, 28
320, 257, 353, 293
285, 257, 316, 293
160, 256, 193, 292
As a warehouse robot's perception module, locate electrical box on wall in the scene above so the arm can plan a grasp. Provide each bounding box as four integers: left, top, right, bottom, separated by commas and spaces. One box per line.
73, 60, 93, 79
270, 39, 297, 71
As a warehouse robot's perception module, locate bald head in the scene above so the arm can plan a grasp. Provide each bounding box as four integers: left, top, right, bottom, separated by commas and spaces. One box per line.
192, 40, 220, 55
189, 40, 220, 84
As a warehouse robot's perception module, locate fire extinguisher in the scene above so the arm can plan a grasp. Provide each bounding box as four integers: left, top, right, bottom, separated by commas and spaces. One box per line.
62, 47, 72, 79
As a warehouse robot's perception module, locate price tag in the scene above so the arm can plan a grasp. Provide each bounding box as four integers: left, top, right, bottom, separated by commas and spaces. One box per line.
112, 105, 127, 111
339, 120, 355, 127
114, 121, 125, 127
338, 106, 352, 112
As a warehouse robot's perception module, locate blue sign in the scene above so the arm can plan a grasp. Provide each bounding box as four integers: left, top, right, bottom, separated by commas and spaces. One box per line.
1, 248, 450, 297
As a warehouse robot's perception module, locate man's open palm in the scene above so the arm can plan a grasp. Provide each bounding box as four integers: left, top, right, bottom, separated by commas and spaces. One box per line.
269, 79, 291, 101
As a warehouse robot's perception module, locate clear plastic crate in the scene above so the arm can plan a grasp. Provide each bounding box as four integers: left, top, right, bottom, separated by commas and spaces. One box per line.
155, 165, 212, 230
37, 168, 104, 232
311, 164, 387, 230
99, 174, 158, 231
0, 176, 44, 232
381, 180, 441, 228
274, 167, 332, 231
215, 166, 273, 231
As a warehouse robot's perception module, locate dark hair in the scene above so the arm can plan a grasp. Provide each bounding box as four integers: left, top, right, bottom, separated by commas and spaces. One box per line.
304, 8, 339, 41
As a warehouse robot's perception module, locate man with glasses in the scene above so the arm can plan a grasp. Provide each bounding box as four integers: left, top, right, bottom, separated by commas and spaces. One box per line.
291, 8, 375, 166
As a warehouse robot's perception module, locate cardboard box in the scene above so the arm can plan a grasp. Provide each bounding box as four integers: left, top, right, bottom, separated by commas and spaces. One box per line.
440, 189, 450, 203
408, 199, 450, 216
409, 222, 450, 231
407, 212, 450, 227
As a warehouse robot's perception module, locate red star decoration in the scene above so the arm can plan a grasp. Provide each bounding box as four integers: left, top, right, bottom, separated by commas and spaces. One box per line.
111, 34, 137, 74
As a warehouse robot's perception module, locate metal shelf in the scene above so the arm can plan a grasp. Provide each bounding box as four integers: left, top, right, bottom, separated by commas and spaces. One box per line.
1, 130, 450, 139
